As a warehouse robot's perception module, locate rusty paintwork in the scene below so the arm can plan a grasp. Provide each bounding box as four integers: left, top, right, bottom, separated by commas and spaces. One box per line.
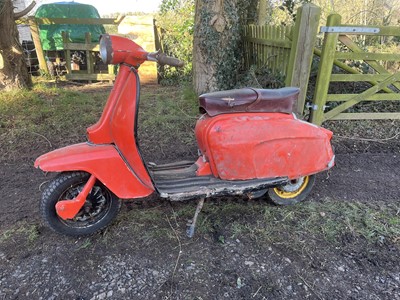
195, 113, 334, 180
34, 143, 154, 199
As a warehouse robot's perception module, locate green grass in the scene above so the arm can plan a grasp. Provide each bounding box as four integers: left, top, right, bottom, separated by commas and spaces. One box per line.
0, 82, 199, 161
209, 199, 399, 245
0, 222, 40, 244
111, 198, 400, 249
138, 84, 198, 160
0, 83, 109, 159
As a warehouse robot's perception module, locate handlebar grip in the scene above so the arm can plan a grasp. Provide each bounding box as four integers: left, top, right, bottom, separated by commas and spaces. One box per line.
157, 53, 185, 67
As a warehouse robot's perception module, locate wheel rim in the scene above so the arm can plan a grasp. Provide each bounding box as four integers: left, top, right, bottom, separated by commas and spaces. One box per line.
273, 176, 310, 199
57, 182, 112, 228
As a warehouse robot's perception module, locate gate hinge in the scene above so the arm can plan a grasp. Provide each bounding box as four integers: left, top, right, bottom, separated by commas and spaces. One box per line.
306, 103, 329, 111
306, 102, 318, 111
320, 26, 380, 34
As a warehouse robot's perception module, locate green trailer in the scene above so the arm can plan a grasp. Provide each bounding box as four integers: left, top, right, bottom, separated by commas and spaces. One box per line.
34, 2, 106, 75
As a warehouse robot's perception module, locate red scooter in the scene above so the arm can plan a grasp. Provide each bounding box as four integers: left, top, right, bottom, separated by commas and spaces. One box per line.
35, 34, 335, 237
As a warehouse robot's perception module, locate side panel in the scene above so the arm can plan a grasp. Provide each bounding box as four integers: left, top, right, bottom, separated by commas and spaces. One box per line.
34, 143, 154, 199
195, 113, 334, 180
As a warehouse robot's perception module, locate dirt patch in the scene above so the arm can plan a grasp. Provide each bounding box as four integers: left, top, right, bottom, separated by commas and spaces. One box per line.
0, 83, 399, 299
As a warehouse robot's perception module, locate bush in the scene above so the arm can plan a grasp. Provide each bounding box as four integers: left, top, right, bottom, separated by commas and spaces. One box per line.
155, 0, 195, 85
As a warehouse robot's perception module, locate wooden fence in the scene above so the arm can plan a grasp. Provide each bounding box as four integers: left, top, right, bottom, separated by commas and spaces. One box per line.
243, 25, 292, 75
310, 14, 400, 124
242, 5, 400, 123
243, 4, 321, 114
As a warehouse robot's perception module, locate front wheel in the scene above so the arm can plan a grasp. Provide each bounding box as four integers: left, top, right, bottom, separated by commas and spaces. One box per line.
267, 175, 316, 206
40, 171, 121, 236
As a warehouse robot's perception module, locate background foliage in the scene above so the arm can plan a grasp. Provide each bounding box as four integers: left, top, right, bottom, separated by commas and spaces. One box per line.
152, 0, 400, 93
155, 0, 195, 84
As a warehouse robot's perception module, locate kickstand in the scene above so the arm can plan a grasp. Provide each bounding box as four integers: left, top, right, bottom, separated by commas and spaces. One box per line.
186, 198, 205, 238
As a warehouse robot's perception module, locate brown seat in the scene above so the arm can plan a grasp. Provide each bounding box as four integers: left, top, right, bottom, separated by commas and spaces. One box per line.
199, 87, 299, 116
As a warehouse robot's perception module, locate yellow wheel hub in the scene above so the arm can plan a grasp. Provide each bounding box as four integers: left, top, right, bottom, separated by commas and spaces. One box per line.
273, 176, 310, 199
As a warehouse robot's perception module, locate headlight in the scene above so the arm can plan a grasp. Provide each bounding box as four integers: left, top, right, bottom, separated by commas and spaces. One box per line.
99, 34, 113, 64
99, 34, 148, 66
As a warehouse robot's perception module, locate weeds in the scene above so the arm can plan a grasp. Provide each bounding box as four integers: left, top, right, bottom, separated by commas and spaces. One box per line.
138, 84, 198, 161
0, 83, 109, 159
114, 196, 399, 249
0, 223, 40, 245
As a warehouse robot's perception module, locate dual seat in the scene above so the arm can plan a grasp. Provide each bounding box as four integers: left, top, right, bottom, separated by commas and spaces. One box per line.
199, 87, 300, 116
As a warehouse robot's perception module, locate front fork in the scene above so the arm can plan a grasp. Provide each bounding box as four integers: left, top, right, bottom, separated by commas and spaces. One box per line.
55, 175, 96, 220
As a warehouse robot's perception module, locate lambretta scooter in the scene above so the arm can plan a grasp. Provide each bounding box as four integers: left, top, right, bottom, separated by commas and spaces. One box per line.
35, 34, 335, 237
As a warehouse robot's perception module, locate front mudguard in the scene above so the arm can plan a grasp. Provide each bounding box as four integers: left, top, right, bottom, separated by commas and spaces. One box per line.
34, 143, 154, 199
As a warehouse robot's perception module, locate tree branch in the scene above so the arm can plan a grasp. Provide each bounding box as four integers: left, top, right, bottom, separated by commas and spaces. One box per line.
14, 0, 36, 20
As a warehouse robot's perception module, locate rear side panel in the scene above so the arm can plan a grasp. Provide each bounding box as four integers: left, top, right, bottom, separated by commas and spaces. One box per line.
34, 143, 154, 199
195, 113, 334, 180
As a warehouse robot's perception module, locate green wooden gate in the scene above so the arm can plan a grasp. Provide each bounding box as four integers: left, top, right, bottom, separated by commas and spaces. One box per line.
310, 14, 400, 125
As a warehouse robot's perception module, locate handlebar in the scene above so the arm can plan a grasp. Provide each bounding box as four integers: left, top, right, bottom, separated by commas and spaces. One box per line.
147, 51, 185, 67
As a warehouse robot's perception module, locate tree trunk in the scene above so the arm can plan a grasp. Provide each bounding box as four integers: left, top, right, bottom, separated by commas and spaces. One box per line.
0, 0, 32, 90
193, 0, 253, 95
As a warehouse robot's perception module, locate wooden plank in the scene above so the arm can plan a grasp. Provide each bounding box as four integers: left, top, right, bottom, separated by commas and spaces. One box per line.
272, 26, 278, 73
66, 73, 115, 81
335, 52, 400, 61
28, 18, 48, 73
257, 26, 261, 68
265, 25, 270, 69
324, 71, 400, 120
62, 32, 71, 74
330, 74, 400, 82
330, 112, 400, 120
327, 93, 400, 101
63, 43, 100, 51
330, 25, 400, 36
285, 4, 321, 115
271, 25, 276, 71
314, 47, 394, 94
85, 33, 93, 83
310, 14, 342, 125
262, 26, 267, 69
282, 26, 290, 74
35, 17, 124, 25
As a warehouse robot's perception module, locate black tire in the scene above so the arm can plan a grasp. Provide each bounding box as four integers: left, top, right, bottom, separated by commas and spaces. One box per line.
40, 171, 121, 237
267, 175, 316, 206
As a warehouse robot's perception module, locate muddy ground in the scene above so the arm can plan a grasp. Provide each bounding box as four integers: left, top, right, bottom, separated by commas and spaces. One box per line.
0, 84, 399, 300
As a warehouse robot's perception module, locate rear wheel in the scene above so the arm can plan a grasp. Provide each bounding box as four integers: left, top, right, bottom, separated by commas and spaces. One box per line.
267, 175, 315, 206
40, 171, 121, 236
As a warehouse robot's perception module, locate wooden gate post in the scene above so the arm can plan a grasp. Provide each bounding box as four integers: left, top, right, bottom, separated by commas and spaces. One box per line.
285, 4, 321, 116
310, 14, 341, 125
28, 17, 49, 74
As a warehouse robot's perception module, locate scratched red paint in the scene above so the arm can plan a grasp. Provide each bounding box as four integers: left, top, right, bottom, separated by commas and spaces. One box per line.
195, 113, 334, 180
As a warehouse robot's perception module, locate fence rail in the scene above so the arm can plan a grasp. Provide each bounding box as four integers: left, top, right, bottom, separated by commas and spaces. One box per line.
310, 14, 400, 124
243, 25, 292, 75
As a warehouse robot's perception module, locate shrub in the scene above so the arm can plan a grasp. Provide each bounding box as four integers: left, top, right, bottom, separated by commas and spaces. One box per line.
155, 0, 195, 85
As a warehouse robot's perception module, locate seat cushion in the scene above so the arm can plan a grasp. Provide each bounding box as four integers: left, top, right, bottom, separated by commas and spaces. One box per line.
199, 87, 299, 116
